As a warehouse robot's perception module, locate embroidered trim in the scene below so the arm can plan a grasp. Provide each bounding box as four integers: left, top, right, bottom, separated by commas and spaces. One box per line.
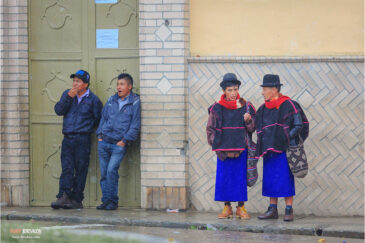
262, 123, 288, 130
209, 102, 217, 112
221, 127, 246, 129
257, 123, 289, 134
287, 99, 298, 113
248, 102, 257, 113
213, 148, 246, 151
256, 148, 283, 158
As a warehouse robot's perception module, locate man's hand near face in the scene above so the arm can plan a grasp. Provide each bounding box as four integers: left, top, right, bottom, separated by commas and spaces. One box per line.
68, 87, 78, 98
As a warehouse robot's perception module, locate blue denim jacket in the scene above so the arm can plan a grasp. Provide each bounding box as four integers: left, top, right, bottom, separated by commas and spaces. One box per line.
54, 89, 103, 135
96, 92, 141, 143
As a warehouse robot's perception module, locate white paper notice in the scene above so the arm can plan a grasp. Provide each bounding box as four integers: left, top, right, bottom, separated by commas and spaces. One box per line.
95, 0, 117, 4
96, 29, 118, 48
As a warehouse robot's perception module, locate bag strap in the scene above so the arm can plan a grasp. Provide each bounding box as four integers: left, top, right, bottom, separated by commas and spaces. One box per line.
245, 102, 252, 147
288, 99, 305, 146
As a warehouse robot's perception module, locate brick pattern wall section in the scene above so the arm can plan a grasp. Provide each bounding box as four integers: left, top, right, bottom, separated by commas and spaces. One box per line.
139, 0, 189, 209
188, 56, 364, 216
0, 0, 30, 206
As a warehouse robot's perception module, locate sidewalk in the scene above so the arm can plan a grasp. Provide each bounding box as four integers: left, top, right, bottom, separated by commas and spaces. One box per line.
1, 207, 364, 239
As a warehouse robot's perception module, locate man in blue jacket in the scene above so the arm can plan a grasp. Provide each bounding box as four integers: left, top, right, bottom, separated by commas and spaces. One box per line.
51, 70, 103, 209
96, 73, 141, 210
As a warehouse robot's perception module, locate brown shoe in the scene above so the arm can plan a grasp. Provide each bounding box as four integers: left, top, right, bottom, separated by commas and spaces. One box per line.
218, 205, 233, 219
51, 193, 72, 209
236, 205, 250, 219
258, 206, 278, 220
71, 199, 83, 209
283, 208, 294, 222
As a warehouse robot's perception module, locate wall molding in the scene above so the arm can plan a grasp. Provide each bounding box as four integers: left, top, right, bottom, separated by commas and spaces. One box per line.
188, 56, 365, 63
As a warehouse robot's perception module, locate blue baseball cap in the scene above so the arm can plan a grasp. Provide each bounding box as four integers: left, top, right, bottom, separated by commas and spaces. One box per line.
70, 69, 90, 83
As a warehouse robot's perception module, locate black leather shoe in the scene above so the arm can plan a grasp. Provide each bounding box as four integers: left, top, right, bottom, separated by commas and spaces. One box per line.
96, 202, 109, 210
105, 201, 118, 210
283, 208, 294, 222
258, 206, 279, 220
71, 200, 83, 209
51, 193, 72, 209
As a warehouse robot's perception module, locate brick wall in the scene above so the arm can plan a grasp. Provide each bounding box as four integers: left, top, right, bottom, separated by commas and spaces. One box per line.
139, 0, 189, 208
139, 0, 190, 209
188, 56, 364, 216
0, 0, 30, 206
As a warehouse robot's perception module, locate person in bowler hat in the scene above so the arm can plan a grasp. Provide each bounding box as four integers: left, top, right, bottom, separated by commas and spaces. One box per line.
255, 74, 305, 221
206, 73, 257, 219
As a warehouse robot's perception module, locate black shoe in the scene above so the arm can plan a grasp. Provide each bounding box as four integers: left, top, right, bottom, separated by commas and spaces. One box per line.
96, 202, 109, 210
105, 201, 118, 210
51, 193, 72, 209
71, 200, 83, 209
257, 206, 279, 220
283, 208, 294, 222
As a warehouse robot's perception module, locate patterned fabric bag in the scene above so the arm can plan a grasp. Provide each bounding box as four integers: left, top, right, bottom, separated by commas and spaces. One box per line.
246, 103, 259, 187
286, 100, 309, 178
287, 136, 308, 178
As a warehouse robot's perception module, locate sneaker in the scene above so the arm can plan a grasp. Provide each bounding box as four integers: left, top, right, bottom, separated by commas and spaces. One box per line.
105, 201, 118, 210
96, 202, 109, 210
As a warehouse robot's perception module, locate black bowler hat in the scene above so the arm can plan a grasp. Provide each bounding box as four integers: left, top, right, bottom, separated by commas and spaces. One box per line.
220, 73, 241, 89
260, 74, 283, 87
70, 69, 90, 84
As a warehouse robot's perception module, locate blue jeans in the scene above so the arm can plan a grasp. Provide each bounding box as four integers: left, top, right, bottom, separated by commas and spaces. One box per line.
98, 140, 127, 204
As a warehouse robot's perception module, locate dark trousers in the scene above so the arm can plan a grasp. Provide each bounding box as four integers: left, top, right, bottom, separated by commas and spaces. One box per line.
57, 134, 91, 202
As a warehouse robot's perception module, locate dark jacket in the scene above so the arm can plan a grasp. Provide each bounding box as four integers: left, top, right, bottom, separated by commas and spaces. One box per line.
256, 99, 309, 158
207, 98, 256, 160
54, 89, 103, 135
96, 92, 141, 144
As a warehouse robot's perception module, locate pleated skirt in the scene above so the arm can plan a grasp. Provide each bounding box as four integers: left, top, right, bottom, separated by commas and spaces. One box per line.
215, 150, 248, 202
262, 151, 295, 197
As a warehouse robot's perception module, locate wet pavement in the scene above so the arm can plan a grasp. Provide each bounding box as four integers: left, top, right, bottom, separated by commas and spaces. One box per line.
2, 220, 363, 243
86, 225, 363, 243
1, 207, 364, 240
46, 224, 365, 243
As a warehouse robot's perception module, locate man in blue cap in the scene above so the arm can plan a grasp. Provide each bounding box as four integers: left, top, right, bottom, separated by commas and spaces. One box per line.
51, 69, 103, 209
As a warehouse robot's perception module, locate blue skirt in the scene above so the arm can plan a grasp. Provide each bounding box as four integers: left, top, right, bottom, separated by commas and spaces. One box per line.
262, 151, 295, 197
215, 150, 247, 202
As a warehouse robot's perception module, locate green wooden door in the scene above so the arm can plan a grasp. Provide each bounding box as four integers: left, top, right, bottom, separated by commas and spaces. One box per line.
29, 0, 140, 207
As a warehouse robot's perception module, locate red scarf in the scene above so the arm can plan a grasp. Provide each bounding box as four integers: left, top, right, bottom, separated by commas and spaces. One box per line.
265, 94, 291, 109
219, 93, 240, 109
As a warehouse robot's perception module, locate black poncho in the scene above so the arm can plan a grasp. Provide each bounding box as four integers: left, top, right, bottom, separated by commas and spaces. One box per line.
256, 99, 309, 158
